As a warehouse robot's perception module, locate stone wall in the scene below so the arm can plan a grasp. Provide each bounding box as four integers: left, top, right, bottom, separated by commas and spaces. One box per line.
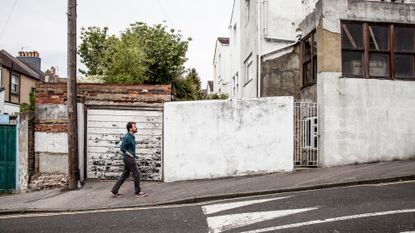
18, 111, 35, 192
261, 45, 301, 100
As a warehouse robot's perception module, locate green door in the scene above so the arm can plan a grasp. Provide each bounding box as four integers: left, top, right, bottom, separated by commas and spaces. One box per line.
0, 125, 16, 192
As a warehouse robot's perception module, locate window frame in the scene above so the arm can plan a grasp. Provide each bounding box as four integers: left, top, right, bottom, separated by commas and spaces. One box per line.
11, 73, 20, 95
394, 25, 415, 79
301, 30, 318, 87
341, 21, 415, 80
244, 53, 253, 86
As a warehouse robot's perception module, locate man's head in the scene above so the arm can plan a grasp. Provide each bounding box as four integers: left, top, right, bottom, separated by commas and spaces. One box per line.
126, 122, 137, 134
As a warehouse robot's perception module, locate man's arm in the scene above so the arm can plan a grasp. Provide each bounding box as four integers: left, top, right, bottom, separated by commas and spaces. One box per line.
120, 135, 134, 158
120, 135, 127, 154
125, 150, 134, 158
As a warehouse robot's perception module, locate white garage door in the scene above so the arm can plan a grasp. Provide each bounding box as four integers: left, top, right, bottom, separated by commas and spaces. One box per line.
87, 109, 163, 180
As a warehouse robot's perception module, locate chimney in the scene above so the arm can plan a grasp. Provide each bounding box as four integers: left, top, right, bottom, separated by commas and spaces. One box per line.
17, 50, 41, 71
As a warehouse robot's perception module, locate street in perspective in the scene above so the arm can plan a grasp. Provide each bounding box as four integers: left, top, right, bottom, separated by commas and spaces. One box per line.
1, 181, 414, 232
1, 0, 415, 233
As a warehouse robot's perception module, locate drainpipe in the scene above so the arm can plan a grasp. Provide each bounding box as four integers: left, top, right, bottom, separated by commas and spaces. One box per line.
257, 0, 262, 98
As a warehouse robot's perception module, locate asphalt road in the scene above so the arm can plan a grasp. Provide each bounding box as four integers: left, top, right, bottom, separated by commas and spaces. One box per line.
0, 181, 414, 233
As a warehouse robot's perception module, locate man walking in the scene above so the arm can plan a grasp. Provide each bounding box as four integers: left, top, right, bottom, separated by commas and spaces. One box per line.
110, 122, 148, 198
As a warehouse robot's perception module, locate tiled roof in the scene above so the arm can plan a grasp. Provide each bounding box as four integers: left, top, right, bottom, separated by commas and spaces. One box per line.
0, 50, 42, 80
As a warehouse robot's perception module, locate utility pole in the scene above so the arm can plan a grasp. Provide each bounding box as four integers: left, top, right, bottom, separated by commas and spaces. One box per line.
67, 0, 79, 190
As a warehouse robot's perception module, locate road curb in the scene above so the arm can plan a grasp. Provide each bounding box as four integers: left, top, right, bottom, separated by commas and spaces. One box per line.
0, 174, 414, 216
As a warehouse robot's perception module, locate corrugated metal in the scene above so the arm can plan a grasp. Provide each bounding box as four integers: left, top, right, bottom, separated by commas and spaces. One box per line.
0, 125, 16, 192
87, 109, 163, 180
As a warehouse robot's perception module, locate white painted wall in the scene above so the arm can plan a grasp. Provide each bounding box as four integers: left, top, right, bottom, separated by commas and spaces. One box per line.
230, 0, 242, 99
236, 0, 309, 99
34, 132, 69, 173
318, 74, 415, 167
315, 0, 415, 35
77, 103, 85, 182
164, 97, 294, 182
261, 0, 305, 55
213, 39, 232, 96
35, 132, 68, 153
240, 0, 258, 99
4, 102, 19, 115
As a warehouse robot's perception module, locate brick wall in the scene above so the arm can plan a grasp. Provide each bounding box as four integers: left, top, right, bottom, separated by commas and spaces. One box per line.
35, 83, 171, 133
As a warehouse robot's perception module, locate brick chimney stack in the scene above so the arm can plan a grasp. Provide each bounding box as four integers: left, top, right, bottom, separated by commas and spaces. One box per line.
17, 50, 42, 71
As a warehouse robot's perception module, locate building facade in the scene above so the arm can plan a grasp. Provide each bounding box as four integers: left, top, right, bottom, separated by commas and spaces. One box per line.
0, 50, 44, 115
212, 37, 232, 96
229, 0, 311, 99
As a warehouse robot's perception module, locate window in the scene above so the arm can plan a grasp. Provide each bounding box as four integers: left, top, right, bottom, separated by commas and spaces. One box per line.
11, 74, 19, 94
233, 24, 237, 44
395, 26, 415, 78
245, 0, 250, 25
244, 56, 253, 84
302, 31, 317, 86
232, 72, 239, 97
342, 21, 415, 79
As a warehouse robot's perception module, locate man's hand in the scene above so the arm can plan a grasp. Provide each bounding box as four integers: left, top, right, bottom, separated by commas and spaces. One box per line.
125, 150, 134, 158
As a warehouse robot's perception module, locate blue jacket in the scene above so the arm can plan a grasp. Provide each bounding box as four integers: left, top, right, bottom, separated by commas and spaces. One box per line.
120, 132, 136, 159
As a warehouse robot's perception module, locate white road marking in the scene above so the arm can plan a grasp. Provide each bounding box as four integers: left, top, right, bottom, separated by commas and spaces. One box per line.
241, 209, 415, 233
207, 207, 318, 233
202, 196, 291, 215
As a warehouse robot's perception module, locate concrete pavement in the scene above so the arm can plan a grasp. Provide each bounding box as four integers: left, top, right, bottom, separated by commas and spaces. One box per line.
0, 159, 414, 214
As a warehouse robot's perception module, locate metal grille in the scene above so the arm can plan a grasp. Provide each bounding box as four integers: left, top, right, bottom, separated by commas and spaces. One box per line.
294, 102, 318, 167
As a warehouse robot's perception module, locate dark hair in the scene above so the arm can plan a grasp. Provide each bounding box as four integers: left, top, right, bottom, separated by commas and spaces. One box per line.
126, 122, 136, 132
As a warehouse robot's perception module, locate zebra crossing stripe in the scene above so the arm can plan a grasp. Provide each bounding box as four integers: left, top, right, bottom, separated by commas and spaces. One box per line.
241, 208, 415, 233
202, 196, 292, 215
206, 207, 318, 233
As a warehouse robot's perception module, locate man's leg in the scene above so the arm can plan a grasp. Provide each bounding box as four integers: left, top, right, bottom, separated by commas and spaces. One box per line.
125, 157, 141, 194
111, 160, 131, 195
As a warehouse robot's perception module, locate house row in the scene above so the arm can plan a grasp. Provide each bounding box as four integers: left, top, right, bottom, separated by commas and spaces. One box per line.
213, 0, 415, 100
0, 49, 61, 116
212, 0, 415, 167
0, 50, 45, 115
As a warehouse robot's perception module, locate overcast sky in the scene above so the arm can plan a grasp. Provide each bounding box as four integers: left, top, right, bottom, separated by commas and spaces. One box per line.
0, 0, 233, 87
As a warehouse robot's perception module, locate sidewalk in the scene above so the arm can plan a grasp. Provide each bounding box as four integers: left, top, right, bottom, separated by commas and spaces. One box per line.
1, 159, 414, 214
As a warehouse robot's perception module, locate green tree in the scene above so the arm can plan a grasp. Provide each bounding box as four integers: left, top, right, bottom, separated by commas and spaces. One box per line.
78, 26, 113, 76
78, 22, 191, 85
123, 23, 191, 84
20, 91, 35, 112
102, 37, 148, 84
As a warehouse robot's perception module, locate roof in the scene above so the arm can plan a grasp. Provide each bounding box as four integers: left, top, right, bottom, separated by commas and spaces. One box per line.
0, 50, 42, 80
213, 37, 230, 65
217, 37, 230, 45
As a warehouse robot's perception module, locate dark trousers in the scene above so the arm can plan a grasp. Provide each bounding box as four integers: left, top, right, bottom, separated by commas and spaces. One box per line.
111, 157, 141, 194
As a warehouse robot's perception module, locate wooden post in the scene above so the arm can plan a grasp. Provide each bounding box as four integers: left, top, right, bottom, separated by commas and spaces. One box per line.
67, 0, 79, 190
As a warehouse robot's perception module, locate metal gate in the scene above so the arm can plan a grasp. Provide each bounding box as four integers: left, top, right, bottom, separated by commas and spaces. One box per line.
294, 102, 318, 167
0, 124, 16, 192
